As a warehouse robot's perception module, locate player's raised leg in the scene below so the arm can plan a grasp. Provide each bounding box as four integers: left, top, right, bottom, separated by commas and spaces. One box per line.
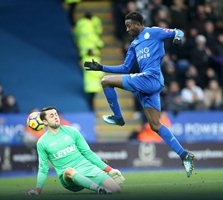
144, 108, 195, 177
101, 75, 125, 126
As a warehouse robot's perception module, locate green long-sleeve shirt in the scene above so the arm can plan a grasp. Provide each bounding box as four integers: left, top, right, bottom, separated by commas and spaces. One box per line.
36, 125, 107, 189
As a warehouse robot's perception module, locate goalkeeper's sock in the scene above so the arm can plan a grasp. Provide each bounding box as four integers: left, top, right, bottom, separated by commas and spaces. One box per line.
71, 173, 99, 191
103, 87, 123, 118
158, 125, 186, 159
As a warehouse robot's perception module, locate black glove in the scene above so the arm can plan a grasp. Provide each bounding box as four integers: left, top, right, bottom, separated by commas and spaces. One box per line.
84, 59, 103, 71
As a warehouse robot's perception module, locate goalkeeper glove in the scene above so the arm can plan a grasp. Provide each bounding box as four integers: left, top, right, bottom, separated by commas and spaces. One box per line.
109, 169, 125, 184
173, 29, 184, 45
84, 59, 103, 71
26, 188, 41, 195
104, 166, 125, 185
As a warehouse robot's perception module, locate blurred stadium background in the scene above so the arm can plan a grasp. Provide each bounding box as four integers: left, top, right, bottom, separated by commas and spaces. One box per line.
0, 0, 223, 199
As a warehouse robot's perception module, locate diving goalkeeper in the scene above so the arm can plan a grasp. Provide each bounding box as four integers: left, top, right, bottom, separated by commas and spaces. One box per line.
27, 106, 125, 195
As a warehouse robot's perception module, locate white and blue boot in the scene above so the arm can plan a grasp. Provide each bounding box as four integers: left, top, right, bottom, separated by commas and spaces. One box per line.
102, 115, 125, 126
182, 152, 195, 177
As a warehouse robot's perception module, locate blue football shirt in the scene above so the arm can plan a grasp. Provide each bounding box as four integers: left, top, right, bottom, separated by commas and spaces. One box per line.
103, 27, 176, 86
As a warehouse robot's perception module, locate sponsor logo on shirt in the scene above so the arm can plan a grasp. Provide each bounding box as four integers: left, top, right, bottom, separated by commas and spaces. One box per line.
53, 144, 76, 159
136, 47, 150, 62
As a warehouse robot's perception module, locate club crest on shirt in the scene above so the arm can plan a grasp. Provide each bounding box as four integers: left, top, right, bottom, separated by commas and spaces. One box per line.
144, 32, 150, 39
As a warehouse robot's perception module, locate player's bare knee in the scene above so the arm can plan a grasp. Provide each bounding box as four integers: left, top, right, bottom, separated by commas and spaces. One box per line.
101, 76, 111, 88
64, 167, 76, 178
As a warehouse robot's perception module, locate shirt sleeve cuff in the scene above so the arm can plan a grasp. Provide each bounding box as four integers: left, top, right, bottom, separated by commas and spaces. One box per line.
104, 165, 112, 172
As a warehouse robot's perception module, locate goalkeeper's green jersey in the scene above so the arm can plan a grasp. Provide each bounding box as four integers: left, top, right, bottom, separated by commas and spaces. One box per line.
36, 125, 107, 189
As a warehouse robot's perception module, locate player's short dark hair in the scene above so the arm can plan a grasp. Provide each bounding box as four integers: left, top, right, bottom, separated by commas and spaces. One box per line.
40, 106, 57, 120
125, 11, 144, 25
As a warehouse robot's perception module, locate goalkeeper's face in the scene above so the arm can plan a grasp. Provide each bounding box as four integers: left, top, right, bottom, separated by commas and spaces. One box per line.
44, 109, 61, 129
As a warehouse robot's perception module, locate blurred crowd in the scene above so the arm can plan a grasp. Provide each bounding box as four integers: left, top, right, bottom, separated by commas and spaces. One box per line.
0, 83, 20, 113
2, 0, 223, 115
73, 11, 105, 111
112, 0, 223, 113
64, 0, 105, 111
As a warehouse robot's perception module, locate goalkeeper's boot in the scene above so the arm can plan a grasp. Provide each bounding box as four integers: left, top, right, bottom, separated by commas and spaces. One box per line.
96, 186, 112, 194
182, 152, 195, 177
102, 115, 125, 126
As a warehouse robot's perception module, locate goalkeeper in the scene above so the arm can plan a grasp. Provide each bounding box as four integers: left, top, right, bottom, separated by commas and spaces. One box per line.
27, 106, 125, 195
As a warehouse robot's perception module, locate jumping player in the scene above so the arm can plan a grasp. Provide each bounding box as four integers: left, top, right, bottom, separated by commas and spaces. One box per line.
84, 11, 194, 177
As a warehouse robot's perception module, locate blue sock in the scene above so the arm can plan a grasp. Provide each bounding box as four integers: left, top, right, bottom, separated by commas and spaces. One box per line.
103, 87, 123, 118
158, 125, 187, 159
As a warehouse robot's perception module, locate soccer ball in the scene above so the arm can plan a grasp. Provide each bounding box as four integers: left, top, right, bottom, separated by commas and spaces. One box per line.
27, 112, 44, 131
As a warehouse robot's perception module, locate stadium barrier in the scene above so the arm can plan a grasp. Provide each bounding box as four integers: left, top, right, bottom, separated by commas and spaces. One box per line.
167, 111, 223, 142
1, 111, 223, 146
0, 142, 223, 172
0, 111, 223, 172
0, 113, 96, 145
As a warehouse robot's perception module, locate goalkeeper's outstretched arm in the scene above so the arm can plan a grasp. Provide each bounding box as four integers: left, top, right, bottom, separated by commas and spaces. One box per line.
26, 143, 49, 195
75, 131, 125, 185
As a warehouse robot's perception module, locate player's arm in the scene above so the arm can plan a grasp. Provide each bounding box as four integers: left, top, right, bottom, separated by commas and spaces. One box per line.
75, 130, 107, 169
84, 45, 136, 73
153, 27, 184, 44
26, 142, 49, 195
75, 131, 125, 184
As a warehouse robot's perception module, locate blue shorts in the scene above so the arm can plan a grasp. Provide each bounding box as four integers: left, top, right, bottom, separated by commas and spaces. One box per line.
122, 73, 164, 111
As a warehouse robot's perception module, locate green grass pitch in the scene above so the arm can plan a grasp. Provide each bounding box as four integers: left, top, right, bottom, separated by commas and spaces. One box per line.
0, 169, 222, 200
